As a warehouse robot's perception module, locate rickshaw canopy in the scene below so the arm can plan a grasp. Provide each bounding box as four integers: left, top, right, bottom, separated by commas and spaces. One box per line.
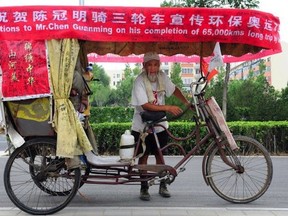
0, 5, 282, 61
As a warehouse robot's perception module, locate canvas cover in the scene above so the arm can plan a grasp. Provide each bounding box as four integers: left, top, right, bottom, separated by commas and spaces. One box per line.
0, 6, 281, 61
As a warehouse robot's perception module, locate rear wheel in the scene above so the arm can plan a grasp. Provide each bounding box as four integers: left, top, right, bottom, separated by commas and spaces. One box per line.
4, 138, 81, 215
206, 135, 273, 203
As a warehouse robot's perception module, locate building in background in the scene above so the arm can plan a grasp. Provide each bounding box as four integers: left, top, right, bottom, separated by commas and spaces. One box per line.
180, 62, 198, 91
230, 58, 272, 84
229, 41, 288, 90
161, 62, 170, 76
111, 70, 123, 88
269, 41, 288, 90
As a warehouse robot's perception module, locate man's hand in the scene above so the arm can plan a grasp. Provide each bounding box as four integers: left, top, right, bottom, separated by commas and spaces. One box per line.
166, 105, 183, 116
185, 103, 195, 111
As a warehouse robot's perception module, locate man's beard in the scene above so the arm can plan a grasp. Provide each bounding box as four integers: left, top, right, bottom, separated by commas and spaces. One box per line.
147, 72, 158, 82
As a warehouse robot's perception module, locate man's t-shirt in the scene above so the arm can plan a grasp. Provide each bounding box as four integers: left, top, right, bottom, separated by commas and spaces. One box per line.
131, 71, 175, 133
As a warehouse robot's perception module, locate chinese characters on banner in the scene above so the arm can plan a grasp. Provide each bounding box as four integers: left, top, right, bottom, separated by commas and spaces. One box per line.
0, 40, 50, 100
0, 6, 281, 52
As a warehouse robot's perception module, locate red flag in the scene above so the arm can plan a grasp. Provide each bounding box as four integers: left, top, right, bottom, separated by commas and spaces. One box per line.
201, 42, 223, 82
201, 58, 218, 82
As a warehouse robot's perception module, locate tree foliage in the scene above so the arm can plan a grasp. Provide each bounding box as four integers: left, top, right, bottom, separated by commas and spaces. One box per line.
166, 63, 193, 117
113, 64, 135, 106
107, 64, 141, 106
275, 87, 288, 120
225, 0, 259, 8
161, 0, 259, 8
89, 64, 111, 106
92, 64, 110, 87
208, 72, 288, 121
170, 63, 183, 88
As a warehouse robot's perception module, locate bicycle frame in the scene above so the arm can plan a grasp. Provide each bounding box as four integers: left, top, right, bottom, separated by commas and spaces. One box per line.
80, 80, 239, 186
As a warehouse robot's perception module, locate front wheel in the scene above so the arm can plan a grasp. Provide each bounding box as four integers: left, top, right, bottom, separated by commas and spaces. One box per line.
205, 135, 273, 203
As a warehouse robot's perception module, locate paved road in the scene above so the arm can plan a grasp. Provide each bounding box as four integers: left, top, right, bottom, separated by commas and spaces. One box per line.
0, 134, 7, 153
0, 206, 287, 216
0, 133, 287, 216
0, 155, 287, 209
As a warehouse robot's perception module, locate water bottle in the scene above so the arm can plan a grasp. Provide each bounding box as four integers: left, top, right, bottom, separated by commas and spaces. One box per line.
119, 130, 135, 160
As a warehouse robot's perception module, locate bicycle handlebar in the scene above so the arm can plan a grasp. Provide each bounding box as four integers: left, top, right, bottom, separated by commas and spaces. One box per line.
190, 78, 207, 96
189, 78, 207, 117
145, 79, 207, 126
146, 103, 194, 126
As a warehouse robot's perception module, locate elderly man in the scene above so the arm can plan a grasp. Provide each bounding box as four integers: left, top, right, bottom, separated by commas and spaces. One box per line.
131, 52, 190, 201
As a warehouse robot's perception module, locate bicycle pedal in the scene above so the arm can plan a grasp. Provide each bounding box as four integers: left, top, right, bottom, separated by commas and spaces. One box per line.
179, 167, 186, 172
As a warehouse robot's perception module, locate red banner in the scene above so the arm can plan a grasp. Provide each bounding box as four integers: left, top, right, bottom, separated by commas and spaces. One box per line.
0, 6, 281, 52
0, 40, 50, 100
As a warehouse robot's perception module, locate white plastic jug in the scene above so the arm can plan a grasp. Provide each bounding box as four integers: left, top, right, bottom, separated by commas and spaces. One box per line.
119, 130, 135, 160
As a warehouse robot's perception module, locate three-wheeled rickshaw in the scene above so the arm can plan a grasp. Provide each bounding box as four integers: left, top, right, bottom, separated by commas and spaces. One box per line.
0, 5, 281, 215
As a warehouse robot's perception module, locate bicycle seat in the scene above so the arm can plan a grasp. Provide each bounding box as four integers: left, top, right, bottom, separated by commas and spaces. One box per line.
140, 111, 166, 123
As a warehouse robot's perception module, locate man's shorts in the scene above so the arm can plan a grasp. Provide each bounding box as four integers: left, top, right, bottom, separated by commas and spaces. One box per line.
131, 130, 168, 156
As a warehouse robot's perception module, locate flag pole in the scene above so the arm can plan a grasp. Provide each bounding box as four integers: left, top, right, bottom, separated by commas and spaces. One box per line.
199, 42, 204, 78
79, 0, 84, 6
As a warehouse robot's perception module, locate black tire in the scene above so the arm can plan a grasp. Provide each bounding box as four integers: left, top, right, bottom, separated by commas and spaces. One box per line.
206, 135, 273, 203
4, 138, 81, 215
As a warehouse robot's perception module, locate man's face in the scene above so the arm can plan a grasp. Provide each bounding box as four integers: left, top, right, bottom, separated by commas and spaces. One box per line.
143, 60, 160, 82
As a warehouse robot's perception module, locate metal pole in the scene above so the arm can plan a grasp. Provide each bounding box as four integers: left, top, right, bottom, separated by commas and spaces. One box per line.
79, 0, 84, 6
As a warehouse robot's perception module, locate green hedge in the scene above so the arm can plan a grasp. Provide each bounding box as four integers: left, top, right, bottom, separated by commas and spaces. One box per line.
89, 107, 194, 123
90, 121, 288, 155
228, 121, 288, 154
90, 107, 134, 123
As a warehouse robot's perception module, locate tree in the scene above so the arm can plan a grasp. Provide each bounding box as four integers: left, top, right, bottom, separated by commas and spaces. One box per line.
170, 63, 183, 89
109, 64, 141, 106
133, 63, 142, 76
92, 64, 110, 87
226, 71, 278, 121
220, 0, 259, 119
91, 84, 111, 107
89, 64, 112, 106
258, 59, 266, 74
275, 85, 288, 120
225, 0, 259, 8
166, 63, 192, 112
251, 75, 276, 120
205, 67, 225, 102
161, 0, 222, 7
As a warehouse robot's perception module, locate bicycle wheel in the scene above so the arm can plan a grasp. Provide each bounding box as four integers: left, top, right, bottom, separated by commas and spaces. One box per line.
4, 138, 81, 215
205, 135, 273, 203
